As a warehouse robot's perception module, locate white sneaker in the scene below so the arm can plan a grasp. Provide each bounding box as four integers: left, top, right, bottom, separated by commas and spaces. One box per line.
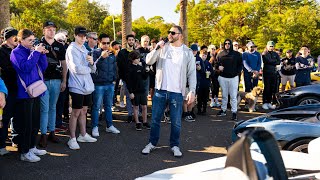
142, 143, 155, 155
171, 146, 182, 157
92, 126, 99, 137
0, 148, 9, 156
77, 133, 97, 143
120, 101, 125, 108
67, 138, 80, 150
20, 152, 40, 162
215, 102, 221, 107
111, 106, 119, 112
262, 103, 269, 110
106, 125, 120, 134
30, 147, 47, 156
268, 103, 276, 110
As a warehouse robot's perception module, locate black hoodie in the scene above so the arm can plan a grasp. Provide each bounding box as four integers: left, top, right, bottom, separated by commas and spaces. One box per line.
216, 39, 243, 78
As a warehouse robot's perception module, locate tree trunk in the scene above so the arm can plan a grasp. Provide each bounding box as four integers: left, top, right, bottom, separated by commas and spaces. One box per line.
0, 0, 10, 30
179, 0, 188, 45
122, 0, 132, 48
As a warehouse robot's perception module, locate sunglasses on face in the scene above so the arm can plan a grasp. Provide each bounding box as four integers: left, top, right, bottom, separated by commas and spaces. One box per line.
269, 46, 274, 47
90, 37, 98, 41
225, 42, 231, 45
101, 42, 110, 45
168, 31, 180, 35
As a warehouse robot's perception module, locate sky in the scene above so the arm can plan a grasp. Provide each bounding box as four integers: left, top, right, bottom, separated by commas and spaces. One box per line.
100, 0, 199, 24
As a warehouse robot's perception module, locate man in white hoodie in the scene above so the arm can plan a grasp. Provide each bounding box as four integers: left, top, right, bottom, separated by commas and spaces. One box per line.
65, 26, 97, 150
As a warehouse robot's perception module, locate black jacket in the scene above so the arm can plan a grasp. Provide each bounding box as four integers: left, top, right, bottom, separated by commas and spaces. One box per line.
262, 51, 280, 75
127, 62, 148, 94
216, 39, 242, 78
117, 48, 132, 83
0, 44, 17, 93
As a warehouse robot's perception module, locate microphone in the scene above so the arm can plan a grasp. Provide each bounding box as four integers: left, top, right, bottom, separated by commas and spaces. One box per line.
156, 38, 168, 50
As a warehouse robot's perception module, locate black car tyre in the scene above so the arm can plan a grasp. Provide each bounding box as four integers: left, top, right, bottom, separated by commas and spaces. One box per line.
286, 139, 312, 153
297, 96, 320, 106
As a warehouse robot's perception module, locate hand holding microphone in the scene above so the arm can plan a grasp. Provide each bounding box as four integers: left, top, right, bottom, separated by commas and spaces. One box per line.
156, 38, 168, 50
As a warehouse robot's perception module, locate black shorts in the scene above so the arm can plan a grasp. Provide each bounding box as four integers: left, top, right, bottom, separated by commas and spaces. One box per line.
70, 92, 92, 109
132, 93, 147, 106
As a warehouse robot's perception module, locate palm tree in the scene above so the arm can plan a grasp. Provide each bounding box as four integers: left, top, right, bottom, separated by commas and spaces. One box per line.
122, 0, 132, 47
179, 0, 188, 45
0, 0, 10, 30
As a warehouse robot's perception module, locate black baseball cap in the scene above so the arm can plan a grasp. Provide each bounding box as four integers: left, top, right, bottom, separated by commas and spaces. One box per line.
43, 21, 57, 28
74, 26, 87, 36
286, 49, 293, 53
111, 41, 120, 46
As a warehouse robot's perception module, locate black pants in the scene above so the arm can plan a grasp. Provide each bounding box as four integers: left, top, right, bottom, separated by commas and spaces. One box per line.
263, 74, 276, 104
113, 77, 120, 105
56, 87, 69, 127
15, 97, 40, 154
0, 92, 17, 148
211, 76, 220, 98
197, 87, 210, 112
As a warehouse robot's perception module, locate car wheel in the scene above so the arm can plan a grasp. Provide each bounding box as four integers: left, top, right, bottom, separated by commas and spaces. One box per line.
286, 139, 312, 153
297, 96, 320, 106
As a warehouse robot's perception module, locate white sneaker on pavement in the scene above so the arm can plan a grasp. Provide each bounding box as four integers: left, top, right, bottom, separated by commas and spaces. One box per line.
262, 103, 269, 110
0, 148, 9, 156
142, 143, 155, 155
106, 125, 120, 134
92, 126, 99, 137
77, 133, 97, 143
68, 138, 80, 150
120, 101, 125, 108
30, 147, 47, 156
268, 103, 276, 110
171, 146, 182, 157
20, 152, 40, 162
210, 101, 215, 107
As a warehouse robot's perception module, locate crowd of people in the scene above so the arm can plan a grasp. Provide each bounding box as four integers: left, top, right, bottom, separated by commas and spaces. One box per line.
0, 21, 318, 162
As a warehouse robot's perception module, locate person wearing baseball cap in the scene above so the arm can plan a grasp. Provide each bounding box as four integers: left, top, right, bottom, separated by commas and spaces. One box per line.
242, 41, 261, 93
280, 49, 296, 92
0, 27, 19, 156
261, 41, 280, 110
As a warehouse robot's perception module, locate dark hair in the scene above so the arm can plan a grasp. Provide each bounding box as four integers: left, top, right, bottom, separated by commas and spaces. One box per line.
128, 51, 140, 62
200, 45, 208, 50
172, 25, 183, 34
126, 34, 135, 40
98, 33, 109, 41
17, 29, 34, 42
150, 38, 158, 44
302, 45, 309, 49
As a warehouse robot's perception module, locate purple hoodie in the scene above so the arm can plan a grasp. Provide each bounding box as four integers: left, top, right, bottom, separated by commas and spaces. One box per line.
10, 44, 48, 99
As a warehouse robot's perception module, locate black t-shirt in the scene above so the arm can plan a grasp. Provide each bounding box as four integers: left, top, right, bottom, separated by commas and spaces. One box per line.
40, 37, 66, 80
281, 57, 296, 75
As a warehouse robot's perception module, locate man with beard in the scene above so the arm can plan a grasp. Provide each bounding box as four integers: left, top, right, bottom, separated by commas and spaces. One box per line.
117, 34, 135, 122
141, 26, 196, 157
216, 39, 242, 121
0, 27, 18, 155
242, 41, 261, 92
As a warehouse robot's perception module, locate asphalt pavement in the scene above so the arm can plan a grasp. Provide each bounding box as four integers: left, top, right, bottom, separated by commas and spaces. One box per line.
0, 103, 264, 180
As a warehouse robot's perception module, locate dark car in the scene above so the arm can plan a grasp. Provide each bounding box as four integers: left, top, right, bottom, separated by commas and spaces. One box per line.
232, 104, 320, 153
276, 84, 320, 108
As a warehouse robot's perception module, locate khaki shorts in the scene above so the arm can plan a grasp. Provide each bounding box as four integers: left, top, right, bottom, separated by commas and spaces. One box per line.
280, 72, 295, 86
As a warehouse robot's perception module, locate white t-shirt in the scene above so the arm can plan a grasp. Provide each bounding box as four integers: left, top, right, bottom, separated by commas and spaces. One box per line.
160, 44, 184, 93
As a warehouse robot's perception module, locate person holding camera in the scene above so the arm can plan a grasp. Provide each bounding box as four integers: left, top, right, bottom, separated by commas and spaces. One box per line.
91, 33, 120, 137
38, 21, 67, 148
10, 29, 48, 162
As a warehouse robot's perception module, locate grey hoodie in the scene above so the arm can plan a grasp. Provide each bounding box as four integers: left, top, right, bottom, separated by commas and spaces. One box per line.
146, 43, 196, 96
66, 42, 96, 95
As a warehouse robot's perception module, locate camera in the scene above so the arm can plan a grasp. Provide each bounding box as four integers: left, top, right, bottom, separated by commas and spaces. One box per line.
43, 44, 51, 50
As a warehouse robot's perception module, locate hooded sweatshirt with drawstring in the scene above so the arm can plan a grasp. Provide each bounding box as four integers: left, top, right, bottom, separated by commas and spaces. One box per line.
216, 39, 243, 78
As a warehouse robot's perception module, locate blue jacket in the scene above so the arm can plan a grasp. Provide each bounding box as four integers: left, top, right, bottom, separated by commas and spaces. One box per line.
198, 59, 214, 88
0, 77, 8, 96
92, 48, 117, 85
10, 44, 48, 99
242, 51, 262, 73
295, 56, 312, 84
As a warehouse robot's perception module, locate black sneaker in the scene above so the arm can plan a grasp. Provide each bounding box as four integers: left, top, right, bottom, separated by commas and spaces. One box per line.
217, 110, 226, 116
127, 115, 133, 123
143, 123, 151, 130
190, 111, 196, 119
231, 112, 237, 121
136, 123, 142, 131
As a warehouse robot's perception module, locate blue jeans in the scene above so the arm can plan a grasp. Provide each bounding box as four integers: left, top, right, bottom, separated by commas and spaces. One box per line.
91, 84, 114, 128
40, 79, 61, 134
149, 90, 183, 147
122, 82, 133, 116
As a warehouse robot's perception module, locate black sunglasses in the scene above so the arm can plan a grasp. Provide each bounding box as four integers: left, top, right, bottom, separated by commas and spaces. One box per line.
168, 31, 181, 35
225, 42, 231, 45
101, 42, 110, 45
90, 37, 98, 41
